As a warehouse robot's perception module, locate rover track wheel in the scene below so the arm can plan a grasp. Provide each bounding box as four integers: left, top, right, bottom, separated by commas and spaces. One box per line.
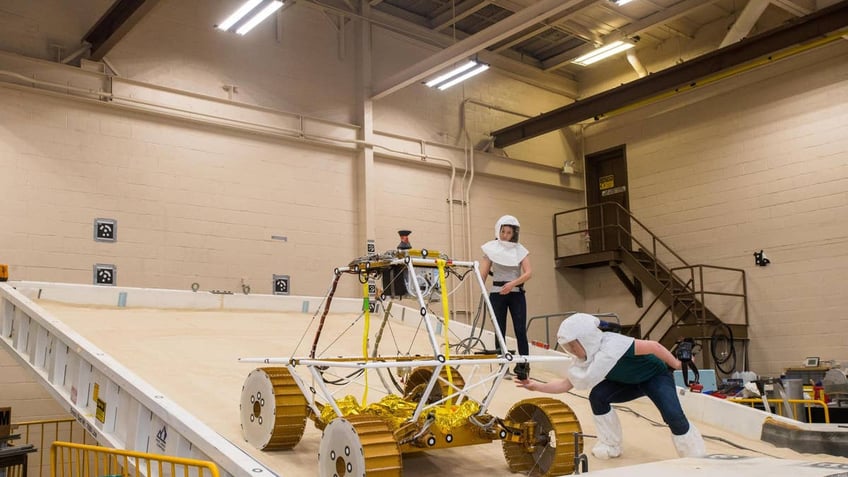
402, 366, 465, 404
318, 415, 402, 477
240, 367, 308, 450
502, 397, 583, 477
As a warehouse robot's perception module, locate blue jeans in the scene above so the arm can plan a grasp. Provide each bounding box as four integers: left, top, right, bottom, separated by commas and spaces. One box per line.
489, 291, 529, 356
589, 372, 690, 435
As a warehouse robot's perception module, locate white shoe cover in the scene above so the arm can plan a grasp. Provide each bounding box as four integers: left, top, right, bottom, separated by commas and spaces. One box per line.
671, 423, 706, 458
591, 410, 622, 459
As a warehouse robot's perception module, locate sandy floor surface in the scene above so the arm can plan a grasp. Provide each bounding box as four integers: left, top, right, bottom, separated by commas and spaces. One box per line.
37, 301, 848, 476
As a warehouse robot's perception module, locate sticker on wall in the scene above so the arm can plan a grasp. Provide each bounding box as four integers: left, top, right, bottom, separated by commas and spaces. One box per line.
599, 175, 614, 191
0, 407, 10, 438
93, 264, 116, 286
95, 398, 107, 423
94, 218, 117, 242
601, 185, 627, 196
273, 275, 290, 295
155, 425, 168, 452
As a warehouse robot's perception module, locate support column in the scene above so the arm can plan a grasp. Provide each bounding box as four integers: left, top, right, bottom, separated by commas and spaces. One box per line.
356, 0, 376, 255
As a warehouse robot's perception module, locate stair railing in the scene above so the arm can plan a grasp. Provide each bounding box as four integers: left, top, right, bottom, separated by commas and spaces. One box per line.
554, 202, 690, 276
554, 202, 748, 344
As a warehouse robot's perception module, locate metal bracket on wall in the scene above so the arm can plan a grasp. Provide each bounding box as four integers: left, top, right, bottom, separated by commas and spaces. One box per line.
610, 263, 642, 308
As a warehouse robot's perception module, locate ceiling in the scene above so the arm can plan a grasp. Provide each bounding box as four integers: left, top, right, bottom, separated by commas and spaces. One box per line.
79, 0, 832, 97
338, 0, 827, 97
18, 0, 847, 145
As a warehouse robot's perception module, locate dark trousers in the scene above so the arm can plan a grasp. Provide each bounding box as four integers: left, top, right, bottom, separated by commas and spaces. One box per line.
490, 291, 529, 356
588, 372, 690, 435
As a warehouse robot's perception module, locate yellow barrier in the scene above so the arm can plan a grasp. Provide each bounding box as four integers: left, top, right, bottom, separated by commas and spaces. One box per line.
727, 398, 830, 423
11, 418, 94, 477
50, 442, 220, 477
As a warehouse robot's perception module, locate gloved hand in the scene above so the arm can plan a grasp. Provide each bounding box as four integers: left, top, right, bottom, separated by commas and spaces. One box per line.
675, 338, 694, 362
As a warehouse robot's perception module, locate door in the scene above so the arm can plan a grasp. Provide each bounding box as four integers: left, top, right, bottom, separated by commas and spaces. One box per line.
585, 145, 631, 252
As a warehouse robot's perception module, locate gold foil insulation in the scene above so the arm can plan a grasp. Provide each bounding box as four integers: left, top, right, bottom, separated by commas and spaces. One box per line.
320, 394, 480, 433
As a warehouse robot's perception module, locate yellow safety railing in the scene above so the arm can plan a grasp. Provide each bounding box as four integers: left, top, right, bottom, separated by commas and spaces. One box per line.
11, 418, 94, 477
727, 398, 830, 423
50, 442, 220, 477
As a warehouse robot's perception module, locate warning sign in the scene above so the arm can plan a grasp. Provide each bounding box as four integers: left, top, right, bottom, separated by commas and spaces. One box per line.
96, 398, 107, 423
599, 175, 614, 190
0, 406, 10, 437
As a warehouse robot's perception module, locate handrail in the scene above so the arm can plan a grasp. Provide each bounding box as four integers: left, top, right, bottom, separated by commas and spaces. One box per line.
50, 442, 220, 477
11, 418, 94, 477
554, 202, 690, 268
727, 398, 830, 424
552, 203, 749, 356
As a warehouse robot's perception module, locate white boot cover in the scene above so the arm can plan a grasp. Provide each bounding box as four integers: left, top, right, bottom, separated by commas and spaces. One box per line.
671, 423, 706, 458
591, 410, 623, 459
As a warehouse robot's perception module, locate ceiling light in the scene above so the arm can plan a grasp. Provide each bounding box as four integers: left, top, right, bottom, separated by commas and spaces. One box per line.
609, 0, 635, 5
571, 40, 635, 66
424, 60, 490, 91
215, 0, 283, 35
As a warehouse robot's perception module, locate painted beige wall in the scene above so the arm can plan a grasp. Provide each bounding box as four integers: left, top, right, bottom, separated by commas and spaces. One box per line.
1, 346, 67, 421
582, 41, 848, 376
0, 87, 363, 297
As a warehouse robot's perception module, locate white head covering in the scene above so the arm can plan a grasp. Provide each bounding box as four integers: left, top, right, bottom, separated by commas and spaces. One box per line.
481, 215, 529, 266
557, 313, 633, 390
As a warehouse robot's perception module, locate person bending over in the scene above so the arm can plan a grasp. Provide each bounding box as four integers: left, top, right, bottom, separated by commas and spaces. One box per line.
516, 313, 705, 459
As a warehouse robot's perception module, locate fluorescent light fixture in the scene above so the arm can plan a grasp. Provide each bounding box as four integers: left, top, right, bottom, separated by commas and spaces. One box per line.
425, 61, 478, 87
437, 64, 489, 90
215, 0, 283, 35
610, 0, 635, 5
236, 1, 283, 35
425, 60, 490, 90
571, 40, 635, 66
217, 0, 263, 31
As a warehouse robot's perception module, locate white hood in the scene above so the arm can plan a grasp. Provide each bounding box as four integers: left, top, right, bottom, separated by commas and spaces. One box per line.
557, 313, 633, 390
481, 215, 528, 266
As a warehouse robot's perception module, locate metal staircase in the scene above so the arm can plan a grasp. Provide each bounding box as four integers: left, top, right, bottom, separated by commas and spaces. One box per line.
553, 202, 749, 375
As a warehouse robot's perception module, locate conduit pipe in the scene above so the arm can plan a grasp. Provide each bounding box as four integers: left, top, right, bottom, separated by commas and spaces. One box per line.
375, 129, 458, 259
0, 69, 459, 187
458, 97, 534, 316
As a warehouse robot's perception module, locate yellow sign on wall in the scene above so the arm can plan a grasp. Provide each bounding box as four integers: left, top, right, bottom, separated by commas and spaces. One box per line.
96, 398, 107, 423
599, 175, 614, 190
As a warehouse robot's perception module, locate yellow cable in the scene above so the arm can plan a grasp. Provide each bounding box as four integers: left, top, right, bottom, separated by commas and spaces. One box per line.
437, 260, 453, 405
362, 279, 370, 405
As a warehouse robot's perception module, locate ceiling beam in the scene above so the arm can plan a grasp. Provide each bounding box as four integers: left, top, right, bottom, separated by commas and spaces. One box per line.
492, 1, 848, 148
300, 0, 579, 96
371, 0, 595, 100
541, 0, 721, 71
771, 0, 812, 16
84, 0, 162, 60
368, 8, 579, 96
720, 0, 770, 48
430, 0, 491, 31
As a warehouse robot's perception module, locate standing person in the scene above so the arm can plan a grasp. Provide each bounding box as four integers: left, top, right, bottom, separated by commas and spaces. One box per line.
516, 313, 706, 459
480, 215, 532, 379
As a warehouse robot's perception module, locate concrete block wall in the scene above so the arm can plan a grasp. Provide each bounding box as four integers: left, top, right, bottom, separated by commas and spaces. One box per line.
0, 87, 361, 297
582, 42, 848, 376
